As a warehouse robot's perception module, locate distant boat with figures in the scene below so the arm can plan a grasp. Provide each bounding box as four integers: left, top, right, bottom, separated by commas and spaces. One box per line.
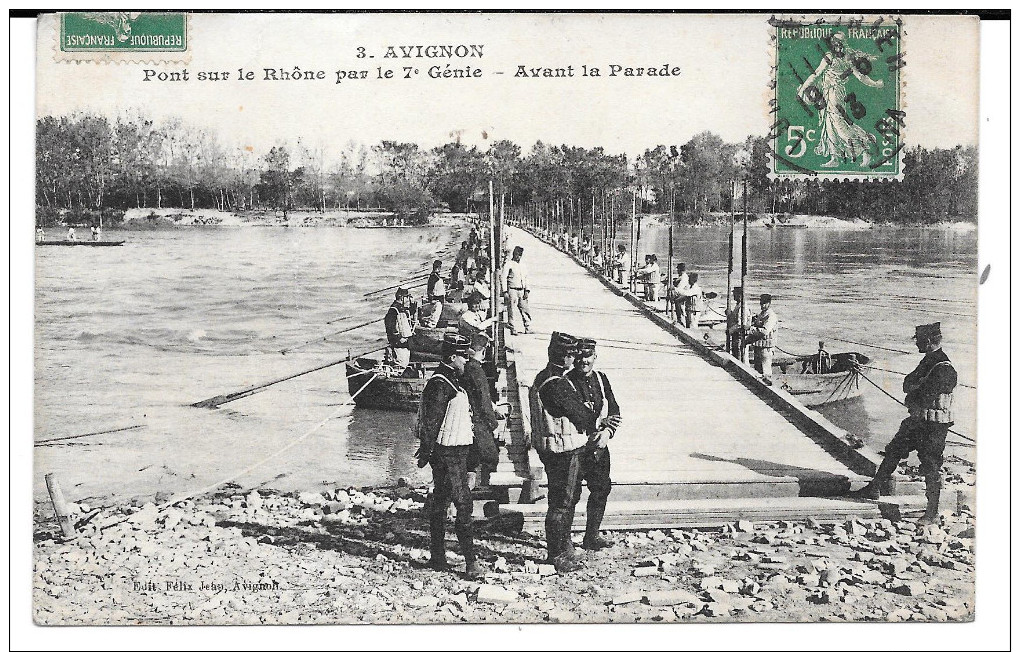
37, 240, 125, 247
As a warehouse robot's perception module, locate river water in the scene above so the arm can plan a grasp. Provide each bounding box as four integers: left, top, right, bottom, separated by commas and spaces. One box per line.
34, 223, 978, 502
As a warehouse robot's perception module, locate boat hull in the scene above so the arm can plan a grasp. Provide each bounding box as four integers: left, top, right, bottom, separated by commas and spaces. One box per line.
345, 358, 434, 411
774, 371, 862, 406
773, 352, 870, 407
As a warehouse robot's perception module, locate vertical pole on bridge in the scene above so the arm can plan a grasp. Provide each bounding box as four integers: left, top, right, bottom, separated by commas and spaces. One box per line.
488, 178, 497, 352
740, 177, 749, 365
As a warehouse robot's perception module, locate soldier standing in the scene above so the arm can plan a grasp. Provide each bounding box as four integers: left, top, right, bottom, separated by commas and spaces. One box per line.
529, 332, 586, 571
566, 338, 622, 551
850, 322, 958, 525
726, 286, 749, 360
424, 260, 446, 327
745, 293, 779, 381
415, 334, 479, 578
383, 287, 415, 368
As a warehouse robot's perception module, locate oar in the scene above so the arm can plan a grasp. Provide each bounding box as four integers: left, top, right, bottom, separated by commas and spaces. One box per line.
280, 317, 385, 355
191, 343, 389, 408
364, 279, 429, 301
35, 424, 146, 446
363, 273, 431, 298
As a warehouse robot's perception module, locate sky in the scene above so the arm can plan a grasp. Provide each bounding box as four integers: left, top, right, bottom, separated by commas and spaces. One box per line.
36, 12, 980, 160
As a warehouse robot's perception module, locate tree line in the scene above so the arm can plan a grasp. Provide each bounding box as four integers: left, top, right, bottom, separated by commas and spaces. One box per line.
36, 110, 977, 226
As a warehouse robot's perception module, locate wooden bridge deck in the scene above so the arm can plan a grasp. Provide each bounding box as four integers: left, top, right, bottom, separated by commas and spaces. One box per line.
491, 227, 890, 529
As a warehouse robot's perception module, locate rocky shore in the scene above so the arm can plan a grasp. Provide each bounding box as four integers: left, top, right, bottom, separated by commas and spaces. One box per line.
34, 481, 974, 626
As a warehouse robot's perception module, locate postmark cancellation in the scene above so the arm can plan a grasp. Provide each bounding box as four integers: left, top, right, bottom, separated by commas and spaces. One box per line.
769, 16, 905, 181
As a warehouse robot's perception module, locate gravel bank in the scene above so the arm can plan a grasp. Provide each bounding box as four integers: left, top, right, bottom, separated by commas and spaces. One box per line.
34, 482, 975, 626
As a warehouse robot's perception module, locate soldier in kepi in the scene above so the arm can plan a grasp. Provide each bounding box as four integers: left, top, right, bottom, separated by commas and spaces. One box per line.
530, 333, 620, 572
850, 322, 958, 525
744, 293, 779, 382
423, 260, 446, 327
414, 333, 480, 578
566, 338, 622, 552
383, 287, 415, 368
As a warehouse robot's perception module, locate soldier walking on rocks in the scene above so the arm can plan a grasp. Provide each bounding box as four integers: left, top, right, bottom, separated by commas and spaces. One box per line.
566, 338, 622, 551
850, 322, 958, 525
414, 333, 480, 578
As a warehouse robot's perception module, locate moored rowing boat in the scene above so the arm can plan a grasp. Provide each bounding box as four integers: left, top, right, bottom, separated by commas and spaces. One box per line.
773, 352, 871, 407
345, 357, 437, 411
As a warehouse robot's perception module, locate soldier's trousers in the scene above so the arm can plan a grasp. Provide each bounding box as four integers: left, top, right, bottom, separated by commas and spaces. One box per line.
429, 445, 474, 561
877, 417, 950, 485
540, 446, 612, 556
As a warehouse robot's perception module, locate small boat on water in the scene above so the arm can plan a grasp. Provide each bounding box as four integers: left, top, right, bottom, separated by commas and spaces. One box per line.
37, 240, 125, 246
408, 326, 456, 361
346, 358, 438, 411
773, 351, 871, 407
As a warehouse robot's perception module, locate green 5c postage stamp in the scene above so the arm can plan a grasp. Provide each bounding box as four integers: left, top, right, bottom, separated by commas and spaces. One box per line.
770, 16, 905, 180
53, 12, 189, 63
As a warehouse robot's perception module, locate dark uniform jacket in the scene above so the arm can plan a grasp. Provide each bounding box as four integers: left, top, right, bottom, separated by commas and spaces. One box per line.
565, 368, 620, 431
903, 348, 957, 423
417, 364, 462, 461
384, 301, 413, 347
462, 358, 498, 433
535, 365, 598, 435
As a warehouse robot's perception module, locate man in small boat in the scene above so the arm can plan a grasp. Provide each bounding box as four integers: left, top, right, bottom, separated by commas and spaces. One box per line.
424, 260, 446, 327
455, 241, 470, 269
416, 333, 479, 578
501, 245, 532, 335
726, 286, 750, 361
458, 292, 497, 339
384, 287, 415, 369
66, 226, 77, 241
530, 332, 601, 572
850, 322, 958, 525
745, 293, 779, 382
36, 227, 45, 242
565, 338, 622, 552
470, 267, 490, 301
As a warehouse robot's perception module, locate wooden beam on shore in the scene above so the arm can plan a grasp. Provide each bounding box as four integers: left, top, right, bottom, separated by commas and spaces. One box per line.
45, 473, 77, 540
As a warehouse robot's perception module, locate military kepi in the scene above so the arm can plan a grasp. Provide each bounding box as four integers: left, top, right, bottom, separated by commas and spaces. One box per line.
575, 338, 597, 357
914, 322, 941, 340
442, 333, 471, 357
549, 331, 578, 353
395, 286, 410, 299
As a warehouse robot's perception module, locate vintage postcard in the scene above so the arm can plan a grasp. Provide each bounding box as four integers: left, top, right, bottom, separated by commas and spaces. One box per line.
30, 11, 989, 630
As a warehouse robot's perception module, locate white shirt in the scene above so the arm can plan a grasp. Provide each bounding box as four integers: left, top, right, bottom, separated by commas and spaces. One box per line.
501, 259, 529, 291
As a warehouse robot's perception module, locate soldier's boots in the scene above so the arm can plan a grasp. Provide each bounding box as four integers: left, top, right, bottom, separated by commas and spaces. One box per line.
428, 518, 452, 571
551, 552, 584, 573
457, 522, 481, 579
583, 501, 611, 551
916, 482, 942, 526
546, 513, 583, 572
847, 482, 881, 500
582, 534, 613, 551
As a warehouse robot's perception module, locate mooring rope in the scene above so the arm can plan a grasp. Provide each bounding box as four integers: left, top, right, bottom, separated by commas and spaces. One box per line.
860, 363, 977, 390
35, 424, 146, 447
856, 370, 974, 443
98, 373, 380, 531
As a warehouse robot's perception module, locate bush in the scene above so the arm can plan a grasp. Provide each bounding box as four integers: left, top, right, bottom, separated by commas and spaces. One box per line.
35, 206, 64, 228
